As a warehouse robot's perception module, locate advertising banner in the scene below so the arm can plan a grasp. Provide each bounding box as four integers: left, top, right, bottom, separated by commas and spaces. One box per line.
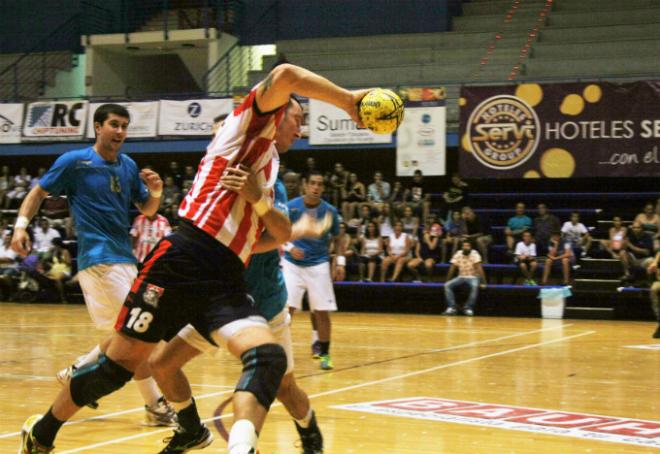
23, 100, 88, 139
459, 81, 660, 178
0, 103, 24, 144
308, 99, 392, 145
86, 101, 159, 139
158, 98, 233, 136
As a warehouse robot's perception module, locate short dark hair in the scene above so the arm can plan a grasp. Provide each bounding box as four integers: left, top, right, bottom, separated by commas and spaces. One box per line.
306, 170, 324, 181
94, 104, 130, 126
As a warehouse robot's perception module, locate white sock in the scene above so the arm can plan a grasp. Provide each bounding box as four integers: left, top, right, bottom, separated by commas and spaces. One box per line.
171, 397, 193, 412
73, 345, 102, 369
134, 377, 161, 407
311, 330, 319, 343
228, 419, 258, 454
295, 407, 314, 429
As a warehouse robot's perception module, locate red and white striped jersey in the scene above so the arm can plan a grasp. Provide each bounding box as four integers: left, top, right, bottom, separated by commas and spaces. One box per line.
130, 214, 172, 263
178, 89, 285, 263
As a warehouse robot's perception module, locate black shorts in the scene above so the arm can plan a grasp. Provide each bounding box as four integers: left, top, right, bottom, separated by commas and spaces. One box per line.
115, 220, 260, 345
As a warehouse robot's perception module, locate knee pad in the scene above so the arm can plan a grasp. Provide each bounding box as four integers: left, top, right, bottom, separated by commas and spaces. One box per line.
70, 353, 133, 407
235, 343, 287, 410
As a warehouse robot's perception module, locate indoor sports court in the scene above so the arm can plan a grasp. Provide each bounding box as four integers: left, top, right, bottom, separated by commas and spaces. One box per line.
1, 304, 657, 453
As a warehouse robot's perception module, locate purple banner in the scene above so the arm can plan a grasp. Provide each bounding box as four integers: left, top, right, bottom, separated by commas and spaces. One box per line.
459, 81, 660, 178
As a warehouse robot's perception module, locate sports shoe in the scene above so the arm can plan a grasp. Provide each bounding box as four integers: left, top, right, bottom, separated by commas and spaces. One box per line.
442, 307, 457, 316
19, 414, 53, 453
159, 424, 213, 453
319, 355, 334, 370
144, 397, 179, 427
528, 279, 538, 286
311, 341, 322, 359
294, 411, 324, 454
464, 309, 474, 317
55, 365, 99, 410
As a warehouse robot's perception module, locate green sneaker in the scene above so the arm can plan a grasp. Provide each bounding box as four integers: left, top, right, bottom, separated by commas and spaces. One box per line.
528, 279, 538, 286
19, 415, 54, 454
319, 355, 334, 370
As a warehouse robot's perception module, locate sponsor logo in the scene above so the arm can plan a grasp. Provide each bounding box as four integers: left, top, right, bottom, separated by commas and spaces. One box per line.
26, 102, 86, 135
467, 95, 540, 170
143, 283, 164, 307
0, 114, 17, 134
187, 102, 202, 118
334, 397, 660, 448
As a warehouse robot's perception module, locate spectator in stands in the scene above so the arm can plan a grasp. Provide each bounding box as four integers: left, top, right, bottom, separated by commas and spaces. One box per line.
283, 171, 302, 201
330, 222, 355, 281
647, 252, 660, 338
461, 206, 493, 263
378, 203, 395, 239
405, 169, 430, 223
0, 232, 19, 298
0, 165, 10, 206
443, 239, 486, 316
341, 172, 366, 221
600, 216, 627, 259
620, 222, 655, 281
505, 202, 533, 254
367, 171, 391, 212
159, 175, 181, 222
400, 205, 420, 238
182, 165, 196, 188
30, 167, 46, 189
358, 221, 383, 282
388, 180, 406, 216
561, 212, 592, 257
634, 202, 660, 237
534, 203, 561, 254
329, 162, 348, 207
443, 210, 464, 263
4, 166, 31, 209
442, 173, 468, 223
515, 231, 538, 285
407, 221, 441, 283
380, 220, 412, 282
167, 160, 183, 187
33, 218, 61, 255
43, 237, 72, 303
350, 203, 373, 237
301, 156, 318, 185
130, 212, 172, 264
542, 231, 573, 285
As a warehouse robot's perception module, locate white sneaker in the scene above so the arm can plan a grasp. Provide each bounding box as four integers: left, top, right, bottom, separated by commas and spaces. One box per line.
442, 307, 457, 315
464, 309, 474, 316
144, 397, 178, 427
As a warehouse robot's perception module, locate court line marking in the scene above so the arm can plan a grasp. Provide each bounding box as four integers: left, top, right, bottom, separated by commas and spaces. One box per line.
51, 328, 594, 453
0, 323, 573, 441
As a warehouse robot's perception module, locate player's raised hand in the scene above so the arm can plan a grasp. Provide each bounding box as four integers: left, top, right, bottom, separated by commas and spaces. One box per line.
11, 229, 32, 257
220, 165, 262, 204
140, 168, 163, 194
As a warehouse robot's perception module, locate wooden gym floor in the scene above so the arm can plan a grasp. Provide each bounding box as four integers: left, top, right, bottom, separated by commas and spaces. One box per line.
0, 303, 658, 453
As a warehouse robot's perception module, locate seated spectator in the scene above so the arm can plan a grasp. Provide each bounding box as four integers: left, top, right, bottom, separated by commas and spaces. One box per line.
182, 165, 196, 188
515, 231, 538, 285
5, 167, 31, 209
301, 157, 318, 186
620, 222, 655, 281
160, 176, 182, 222
33, 218, 61, 255
461, 206, 493, 263
330, 222, 355, 281
282, 171, 301, 201
43, 237, 72, 303
329, 162, 348, 207
399, 205, 420, 238
358, 221, 383, 282
341, 172, 366, 222
167, 161, 183, 187
600, 216, 627, 259
378, 203, 395, 239
0, 165, 10, 206
634, 202, 660, 237
442, 173, 468, 223
443, 240, 486, 316
367, 171, 391, 212
0, 232, 19, 298
443, 210, 465, 263
380, 221, 412, 282
131, 213, 172, 264
505, 202, 533, 254
542, 231, 574, 285
405, 169, 431, 223
388, 180, 406, 216
350, 203, 373, 237
561, 212, 592, 257
534, 203, 560, 254
647, 252, 660, 338
407, 221, 442, 283
30, 167, 46, 189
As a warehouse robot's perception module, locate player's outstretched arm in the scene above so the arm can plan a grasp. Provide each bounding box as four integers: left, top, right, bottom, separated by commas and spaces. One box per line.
256, 63, 369, 127
11, 184, 49, 256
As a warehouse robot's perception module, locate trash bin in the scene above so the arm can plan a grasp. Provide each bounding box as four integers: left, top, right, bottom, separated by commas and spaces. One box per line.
538, 287, 572, 319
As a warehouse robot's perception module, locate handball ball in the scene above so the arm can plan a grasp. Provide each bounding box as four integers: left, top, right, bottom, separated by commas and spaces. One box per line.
358, 88, 405, 134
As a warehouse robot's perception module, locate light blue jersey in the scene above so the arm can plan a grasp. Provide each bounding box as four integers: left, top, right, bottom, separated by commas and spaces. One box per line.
244, 179, 289, 321
284, 196, 340, 267
39, 147, 149, 271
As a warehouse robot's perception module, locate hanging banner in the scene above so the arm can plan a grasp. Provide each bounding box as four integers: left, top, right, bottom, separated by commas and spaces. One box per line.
86, 101, 159, 139
0, 103, 24, 144
23, 100, 88, 139
396, 87, 446, 176
158, 98, 233, 136
308, 99, 392, 145
460, 81, 660, 178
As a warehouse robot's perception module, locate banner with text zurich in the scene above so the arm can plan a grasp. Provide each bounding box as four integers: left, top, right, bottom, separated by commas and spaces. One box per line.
159, 98, 233, 136
459, 81, 660, 178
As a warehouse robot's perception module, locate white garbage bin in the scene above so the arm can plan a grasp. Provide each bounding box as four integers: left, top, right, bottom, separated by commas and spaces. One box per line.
538, 287, 572, 319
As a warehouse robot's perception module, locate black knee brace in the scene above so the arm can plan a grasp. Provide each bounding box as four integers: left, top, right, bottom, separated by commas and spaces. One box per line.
235, 343, 287, 410
69, 353, 134, 407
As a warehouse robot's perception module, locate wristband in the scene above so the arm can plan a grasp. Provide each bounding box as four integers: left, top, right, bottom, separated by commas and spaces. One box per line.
15, 216, 29, 229
253, 195, 271, 217
149, 188, 163, 198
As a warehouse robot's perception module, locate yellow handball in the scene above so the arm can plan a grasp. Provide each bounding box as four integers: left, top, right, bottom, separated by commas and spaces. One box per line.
358, 88, 405, 134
